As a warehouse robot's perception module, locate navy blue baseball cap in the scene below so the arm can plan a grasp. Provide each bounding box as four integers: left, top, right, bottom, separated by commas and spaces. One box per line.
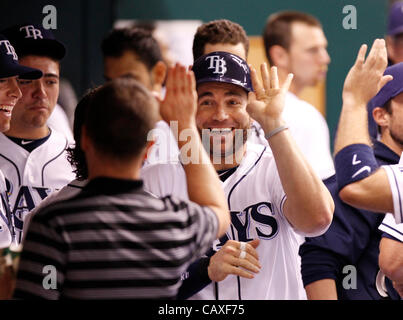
192, 51, 253, 92
1, 24, 66, 60
0, 34, 42, 79
368, 62, 403, 138
388, 2, 403, 36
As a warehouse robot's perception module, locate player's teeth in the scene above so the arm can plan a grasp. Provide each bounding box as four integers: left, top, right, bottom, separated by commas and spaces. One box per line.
0, 106, 12, 112
210, 128, 232, 135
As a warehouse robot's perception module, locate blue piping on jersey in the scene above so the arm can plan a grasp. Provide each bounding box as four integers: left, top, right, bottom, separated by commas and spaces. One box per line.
215, 146, 267, 301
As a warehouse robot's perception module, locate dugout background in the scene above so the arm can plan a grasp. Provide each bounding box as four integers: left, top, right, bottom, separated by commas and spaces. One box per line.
0, 0, 394, 149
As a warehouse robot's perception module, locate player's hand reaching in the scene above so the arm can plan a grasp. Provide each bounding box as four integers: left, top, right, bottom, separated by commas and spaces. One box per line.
247, 64, 293, 131
207, 239, 261, 282
342, 39, 393, 107
159, 63, 198, 128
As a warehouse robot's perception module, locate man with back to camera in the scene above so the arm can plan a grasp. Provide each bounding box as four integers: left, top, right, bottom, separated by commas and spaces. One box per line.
13, 67, 232, 299
141, 50, 334, 300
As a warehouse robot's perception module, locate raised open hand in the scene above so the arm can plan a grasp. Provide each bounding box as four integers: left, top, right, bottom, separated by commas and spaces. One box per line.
159, 63, 198, 127
342, 39, 393, 106
247, 63, 293, 129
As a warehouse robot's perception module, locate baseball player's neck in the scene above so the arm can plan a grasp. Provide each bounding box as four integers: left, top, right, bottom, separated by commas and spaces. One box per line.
87, 157, 143, 181
5, 125, 50, 140
211, 144, 246, 171
380, 130, 403, 156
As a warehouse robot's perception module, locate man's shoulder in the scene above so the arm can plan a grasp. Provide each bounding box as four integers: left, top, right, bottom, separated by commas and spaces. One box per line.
284, 93, 327, 122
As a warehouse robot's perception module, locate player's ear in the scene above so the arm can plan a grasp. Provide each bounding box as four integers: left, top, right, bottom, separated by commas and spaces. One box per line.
372, 106, 389, 128
269, 45, 289, 69
151, 60, 167, 92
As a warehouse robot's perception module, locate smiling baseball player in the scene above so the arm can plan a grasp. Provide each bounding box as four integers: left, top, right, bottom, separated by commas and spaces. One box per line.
141, 51, 334, 299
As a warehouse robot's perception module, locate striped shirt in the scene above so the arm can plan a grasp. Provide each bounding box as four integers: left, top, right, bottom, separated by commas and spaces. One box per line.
13, 177, 218, 300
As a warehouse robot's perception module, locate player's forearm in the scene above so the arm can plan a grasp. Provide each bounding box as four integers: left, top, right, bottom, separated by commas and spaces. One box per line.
334, 100, 371, 155
176, 123, 230, 237
266, 128, 334, 235
339, 168, 394, 213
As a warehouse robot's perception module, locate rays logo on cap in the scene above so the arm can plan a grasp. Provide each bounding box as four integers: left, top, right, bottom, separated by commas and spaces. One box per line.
0, 40, 18, 60
19, 25, 43, 40
206, 55, 227, 76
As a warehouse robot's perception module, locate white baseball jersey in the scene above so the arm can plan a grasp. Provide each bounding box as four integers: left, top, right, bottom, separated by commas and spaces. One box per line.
382, 154, 403, 224
0, 129, 75, 248
379, 214, 403, 242
143, 120, 180, 167
47, 103, 74, 144
282, 92, 334, 180
0, 170, 12, 248
141, 142, 313, 300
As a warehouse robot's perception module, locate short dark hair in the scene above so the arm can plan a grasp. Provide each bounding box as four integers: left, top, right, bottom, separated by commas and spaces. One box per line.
66, 88, 99, 180
84, 78, 158, 161
101, 27, 162, 71
192, 19, 249, 61
263, 11, 322, 65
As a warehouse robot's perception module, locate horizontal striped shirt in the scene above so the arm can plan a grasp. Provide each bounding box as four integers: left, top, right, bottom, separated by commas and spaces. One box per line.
14, 177, 218, 299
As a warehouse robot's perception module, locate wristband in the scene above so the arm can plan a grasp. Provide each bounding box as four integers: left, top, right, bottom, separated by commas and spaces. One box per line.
265, 125, 289, 140
335, 144, 379, 191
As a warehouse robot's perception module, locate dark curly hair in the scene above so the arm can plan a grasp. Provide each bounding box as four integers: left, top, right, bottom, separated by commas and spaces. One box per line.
66, 87, 100, 180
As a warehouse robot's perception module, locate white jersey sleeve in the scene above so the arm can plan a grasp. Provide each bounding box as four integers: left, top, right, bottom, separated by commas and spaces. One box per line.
141, 162, 188, 200
382, 158, 403, 224
47, 103, 74, 144
379, 213, 403, 242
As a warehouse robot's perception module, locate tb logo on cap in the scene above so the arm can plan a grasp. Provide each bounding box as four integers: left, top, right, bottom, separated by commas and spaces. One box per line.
0, 40, 18, 60
19, 25, 43, 40
206, 56, 227, 76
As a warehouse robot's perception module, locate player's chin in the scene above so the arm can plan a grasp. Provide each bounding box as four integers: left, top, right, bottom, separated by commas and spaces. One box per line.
0, 118, 10, 133
30, 114, 50, 128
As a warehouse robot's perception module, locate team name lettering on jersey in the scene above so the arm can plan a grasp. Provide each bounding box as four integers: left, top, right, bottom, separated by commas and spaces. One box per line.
11, 185, 51, 243
215, 202, 279, 249
0, 190, 12, 234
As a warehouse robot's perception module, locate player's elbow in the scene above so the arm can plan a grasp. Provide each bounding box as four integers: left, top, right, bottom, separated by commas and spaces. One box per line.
291, 201, 334, 237
301, 212, 333, 237
339, 184, 361, 207
307, 193, 334, 236
379, 238, 403, 281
